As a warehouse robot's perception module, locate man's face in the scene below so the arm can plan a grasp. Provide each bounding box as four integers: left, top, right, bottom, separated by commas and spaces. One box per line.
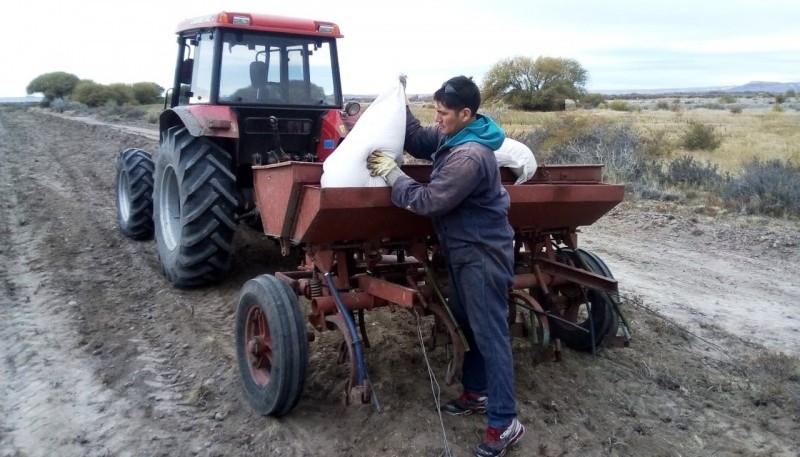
434, 101, 472, 136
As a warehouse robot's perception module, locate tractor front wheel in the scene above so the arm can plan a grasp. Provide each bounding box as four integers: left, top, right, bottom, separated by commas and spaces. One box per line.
153, 126, 238, 286
115, 148, 154, 240
235, 274, 308, 416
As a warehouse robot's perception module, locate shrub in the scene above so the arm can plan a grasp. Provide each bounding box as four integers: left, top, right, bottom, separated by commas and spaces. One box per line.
723, 159, 800, 217
786, 89, 796, 99
131, 82, 164, 105
695, 102, 725, 110
541, 117, 660, 184
772, 104, 784, 113
102, 100, 146, 119
579, 93, 605, 109
145, 108, 161, 124
665, 155, 724, 189
655, 100, 670, 110
718, 94, 737, 104
729, 106, 742, 114
50, 97, 88, 114
71, 80, 112, 107
681, 121, 721, 151
775, 94, 786, 104
608, 100, 630, 112
106, 83, 136, 106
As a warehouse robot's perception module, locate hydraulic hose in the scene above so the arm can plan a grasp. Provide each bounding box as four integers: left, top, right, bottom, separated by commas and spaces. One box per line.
322, 272, 381, 412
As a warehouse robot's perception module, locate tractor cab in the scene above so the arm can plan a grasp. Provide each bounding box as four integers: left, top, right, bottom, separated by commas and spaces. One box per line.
163, 12, 359, 165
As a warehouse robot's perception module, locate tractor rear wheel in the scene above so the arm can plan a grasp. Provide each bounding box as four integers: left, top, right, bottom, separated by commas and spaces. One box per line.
153, 126, 238, 286
235, 274, 308, 416
115, 148, 154, 240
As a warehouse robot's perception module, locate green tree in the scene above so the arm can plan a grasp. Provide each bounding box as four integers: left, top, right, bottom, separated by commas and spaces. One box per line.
26, 71, 80, 102
481, 56, 588, 111
106, 83, 136, 105
71, 80, 112, 107
131, 82, 164, 104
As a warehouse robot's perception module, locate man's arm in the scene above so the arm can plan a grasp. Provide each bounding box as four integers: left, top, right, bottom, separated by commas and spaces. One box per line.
391, 150, 483, 217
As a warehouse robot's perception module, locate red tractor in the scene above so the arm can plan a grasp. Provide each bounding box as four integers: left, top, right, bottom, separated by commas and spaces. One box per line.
115, 11, 361, 286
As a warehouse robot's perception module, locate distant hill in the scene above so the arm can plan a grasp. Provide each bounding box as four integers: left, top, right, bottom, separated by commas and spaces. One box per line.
595, 81, 800, 96
726, 81, 800, 93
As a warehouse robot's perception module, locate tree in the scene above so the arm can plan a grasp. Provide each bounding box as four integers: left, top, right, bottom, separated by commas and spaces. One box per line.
26, 72, 80, 102
106, 83, 136, 105
481, 56, 588, 111
71, 80, 112, 107
131, 82, 164, 104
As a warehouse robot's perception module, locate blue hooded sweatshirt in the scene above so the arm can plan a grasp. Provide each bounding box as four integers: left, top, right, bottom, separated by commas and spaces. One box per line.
392, 109, 514, 259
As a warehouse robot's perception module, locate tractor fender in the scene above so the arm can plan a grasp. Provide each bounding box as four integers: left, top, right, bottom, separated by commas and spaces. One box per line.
159, 105, 240, 139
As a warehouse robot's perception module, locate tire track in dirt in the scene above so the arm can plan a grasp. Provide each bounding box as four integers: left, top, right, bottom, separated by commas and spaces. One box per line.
0, 112, 216, 456
581, 208, 800, 355
0, 114, 145, 456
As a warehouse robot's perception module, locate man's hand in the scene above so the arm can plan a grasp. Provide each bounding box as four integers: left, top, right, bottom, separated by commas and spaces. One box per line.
367, 151, 398, 178
367, 151, 407, 186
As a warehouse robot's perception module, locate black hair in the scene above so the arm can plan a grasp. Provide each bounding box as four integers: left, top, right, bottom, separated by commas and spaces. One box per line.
433, 75, 480, 116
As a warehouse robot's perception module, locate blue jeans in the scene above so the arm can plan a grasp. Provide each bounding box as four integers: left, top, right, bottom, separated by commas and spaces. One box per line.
445, 242, 516, 428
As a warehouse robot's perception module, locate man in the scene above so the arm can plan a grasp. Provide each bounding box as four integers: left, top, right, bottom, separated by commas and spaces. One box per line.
367, 76, 524, 457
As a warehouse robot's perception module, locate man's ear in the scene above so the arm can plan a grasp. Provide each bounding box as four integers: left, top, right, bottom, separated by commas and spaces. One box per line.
459, 107, 473, 122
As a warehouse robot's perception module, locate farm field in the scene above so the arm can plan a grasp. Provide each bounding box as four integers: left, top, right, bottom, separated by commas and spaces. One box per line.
1, 107, 798, 457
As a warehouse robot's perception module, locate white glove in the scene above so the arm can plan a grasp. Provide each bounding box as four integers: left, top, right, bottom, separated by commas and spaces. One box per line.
367, 151, 398, 178
366, 151, 406, 186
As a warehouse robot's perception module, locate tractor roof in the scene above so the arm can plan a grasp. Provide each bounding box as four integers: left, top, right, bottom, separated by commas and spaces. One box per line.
176, 11, 343, 38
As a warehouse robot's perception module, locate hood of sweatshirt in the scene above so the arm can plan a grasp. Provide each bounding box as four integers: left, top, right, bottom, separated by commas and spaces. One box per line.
441, 113, 505, 151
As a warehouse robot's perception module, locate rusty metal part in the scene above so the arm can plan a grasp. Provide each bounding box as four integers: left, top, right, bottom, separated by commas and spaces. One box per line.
405, 274, 466, 386
325, 314, 360, 403
244, 306, 272, 387
252, 162, 624, 246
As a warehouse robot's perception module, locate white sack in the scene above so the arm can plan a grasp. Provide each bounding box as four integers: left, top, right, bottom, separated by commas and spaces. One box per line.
320, 80, 407, 188
495, 138, 537, 185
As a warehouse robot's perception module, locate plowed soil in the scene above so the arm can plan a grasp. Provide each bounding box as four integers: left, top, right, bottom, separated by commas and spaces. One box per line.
1, 107, 798, 457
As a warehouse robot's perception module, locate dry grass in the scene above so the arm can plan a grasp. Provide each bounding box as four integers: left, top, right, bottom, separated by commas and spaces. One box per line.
412, 101, 800, 174
588, 108, 800, 173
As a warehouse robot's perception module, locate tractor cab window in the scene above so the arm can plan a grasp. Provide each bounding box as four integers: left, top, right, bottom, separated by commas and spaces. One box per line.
189, 31, 214, 104
218, 31, 339, 107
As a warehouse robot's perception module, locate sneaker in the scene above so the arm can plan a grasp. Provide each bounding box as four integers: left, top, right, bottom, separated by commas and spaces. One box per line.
441, 392, 487, 416
473, 418, 525, 457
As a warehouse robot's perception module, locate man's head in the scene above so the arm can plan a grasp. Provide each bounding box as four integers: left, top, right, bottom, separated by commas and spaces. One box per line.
432, 76, 481, 136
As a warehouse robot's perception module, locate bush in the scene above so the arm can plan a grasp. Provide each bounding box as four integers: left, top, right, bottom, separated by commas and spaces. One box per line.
50, 97, 88, 114
723, 159, 800, 217
608, 100, 630, 112
729, 106, 742, 114
664, 155, 724, 189
696, 102, 725, 110
681, 121, 721, 151
655, 100, 671, 110
772, 104, 784, 113
538, 117, 660, 184
579, 93, 605, 109
718, 94, 737, 104
102, 100, 146, 119
106, 83, 136, 106
775, 94, 786, 104
131, 82, 164, 105
71, 80, 112, 107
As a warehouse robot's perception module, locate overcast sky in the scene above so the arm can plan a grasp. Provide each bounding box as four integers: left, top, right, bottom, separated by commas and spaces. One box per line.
3, 0, 798, 98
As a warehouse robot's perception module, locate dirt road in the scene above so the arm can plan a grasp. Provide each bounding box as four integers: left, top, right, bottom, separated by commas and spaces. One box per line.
1, 108, 798, 457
